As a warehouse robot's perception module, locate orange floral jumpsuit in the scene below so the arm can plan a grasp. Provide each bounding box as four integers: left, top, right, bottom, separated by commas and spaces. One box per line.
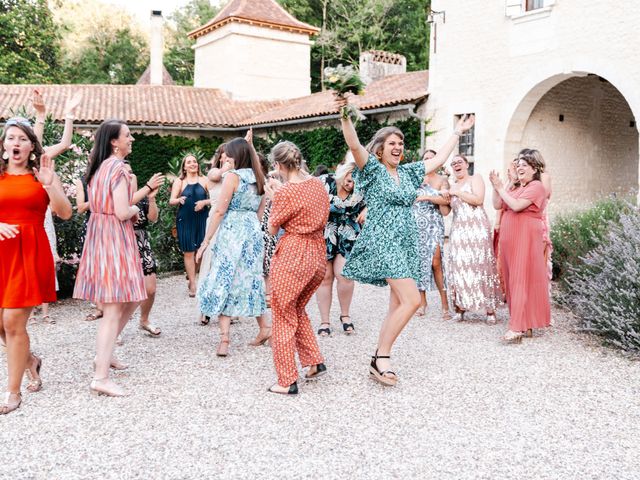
269, 178, 330, 387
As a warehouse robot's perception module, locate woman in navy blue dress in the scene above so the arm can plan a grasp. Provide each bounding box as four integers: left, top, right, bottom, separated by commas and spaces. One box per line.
170, 153, 210, 297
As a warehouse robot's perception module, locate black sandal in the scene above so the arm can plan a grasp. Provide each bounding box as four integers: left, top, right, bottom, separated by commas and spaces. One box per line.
317, 323, 331, 337
304, 363, 327, 380
369, 350, 397, 386
268, 381, 298, 395
339, 315, 355, 334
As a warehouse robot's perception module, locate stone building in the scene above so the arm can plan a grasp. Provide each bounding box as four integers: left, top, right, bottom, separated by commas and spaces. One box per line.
426, 0, 639, 216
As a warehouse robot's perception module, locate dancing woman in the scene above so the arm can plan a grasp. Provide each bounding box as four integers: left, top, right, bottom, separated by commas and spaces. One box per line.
170, 154, 209, 297
339, 98, 475, 386
315, 154, 366, 336
265, 141, 330, 395
0, 119, 72, 414
196, 137, 270, 356
73, 120, 147, 397
412, 149, 451, 319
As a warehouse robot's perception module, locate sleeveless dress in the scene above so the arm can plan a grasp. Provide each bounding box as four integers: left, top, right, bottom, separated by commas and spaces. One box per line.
342, 156, 425, 286
0, 173, 56, 308
176, 181, 209, 253
73, 157, 146, 303
319, 173, 366, 261
499, 181, 550, 330
447, 180, 501, 312
133, 197, 157, 276
412, 183, 446, 292
197, 169, 266, 317
197, 182, 223, 288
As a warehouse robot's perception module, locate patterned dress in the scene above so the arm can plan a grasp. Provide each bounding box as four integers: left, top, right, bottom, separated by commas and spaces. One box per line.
197, 169, 266, 317
342, 156, 425, 286
133, 197, 157, 276
447, 180, 501, 312
0, 173, 56, 308
261, 200, 278, 276
73, 157, 146, 303
319, 174, 366, 260
412, 183, 446, 292
270, 178, 329, 387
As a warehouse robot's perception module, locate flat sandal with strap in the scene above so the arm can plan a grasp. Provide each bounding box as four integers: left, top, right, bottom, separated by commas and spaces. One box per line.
369, 350, 397, 387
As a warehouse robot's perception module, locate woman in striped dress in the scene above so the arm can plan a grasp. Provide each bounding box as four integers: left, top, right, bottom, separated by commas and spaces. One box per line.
73, 120, 147, 398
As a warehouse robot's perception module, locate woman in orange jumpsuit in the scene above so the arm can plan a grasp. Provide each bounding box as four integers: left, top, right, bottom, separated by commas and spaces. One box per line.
266, 141, 330, 395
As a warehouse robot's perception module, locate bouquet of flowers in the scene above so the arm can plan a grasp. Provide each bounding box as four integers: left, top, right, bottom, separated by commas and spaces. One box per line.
324, 64, 366, 121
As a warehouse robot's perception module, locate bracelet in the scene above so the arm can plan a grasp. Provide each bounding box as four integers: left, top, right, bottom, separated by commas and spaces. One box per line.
145, 183, 153, 191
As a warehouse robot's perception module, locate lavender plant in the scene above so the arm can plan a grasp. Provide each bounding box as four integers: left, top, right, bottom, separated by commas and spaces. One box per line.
559, 206, 640, 352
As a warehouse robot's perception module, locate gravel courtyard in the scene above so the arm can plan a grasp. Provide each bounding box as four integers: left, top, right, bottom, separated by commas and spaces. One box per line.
2, 274, 639, 479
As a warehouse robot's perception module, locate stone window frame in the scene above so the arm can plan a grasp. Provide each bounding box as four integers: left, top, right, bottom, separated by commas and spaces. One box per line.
505, 0, 556, 23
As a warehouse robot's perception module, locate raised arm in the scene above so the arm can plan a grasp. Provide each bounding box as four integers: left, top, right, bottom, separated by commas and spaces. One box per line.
338, 98, 369, 170
44, 91, 83, 159
32, 89, 46, 143
132, 172, 164, 205
490, 171, 504, 210
490, 171, 532, 212
424, 115, 475, 174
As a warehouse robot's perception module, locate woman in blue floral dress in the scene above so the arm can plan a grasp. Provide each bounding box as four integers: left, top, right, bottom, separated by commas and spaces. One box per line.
412, 149, 452, 319
339, 97, 475, 386
196, 136, 270, 356
315, 155, 367, 336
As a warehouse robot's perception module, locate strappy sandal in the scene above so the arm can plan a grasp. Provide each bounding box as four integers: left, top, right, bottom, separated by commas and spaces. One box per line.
268, 381, 298, 395
304, 363, 327, 380
85, 309, 103, 321
200, 314, 210, 326
317, 323, 331, 337
369, 350, 397, 387
442, 311, 453, 321
339, 315, 355, 335
25, 354, 43, 393
217, 332, 230, 357
42, 315, 55, 324
502, 330, 524, 344
0, 392, 22, 415
140, 323, 161, 337
486, 313, 498, 325
249, 327, 271, 346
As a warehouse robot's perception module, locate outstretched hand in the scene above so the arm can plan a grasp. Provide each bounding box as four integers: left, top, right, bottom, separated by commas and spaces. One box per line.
32, 89, 45, 115
33, 154, 55, 186
244, 127, 253, 145
64, 91, 83, 116
455, 114, 475, 134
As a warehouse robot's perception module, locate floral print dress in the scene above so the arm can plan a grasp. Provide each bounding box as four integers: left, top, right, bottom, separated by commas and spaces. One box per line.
412, 183, 446, 292
342, 156, 425, 286
319, 174, 366, 260
197, 169, 266, 317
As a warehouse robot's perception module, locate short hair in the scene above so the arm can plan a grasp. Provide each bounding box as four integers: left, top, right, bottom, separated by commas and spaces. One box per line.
364, 126, 404, 158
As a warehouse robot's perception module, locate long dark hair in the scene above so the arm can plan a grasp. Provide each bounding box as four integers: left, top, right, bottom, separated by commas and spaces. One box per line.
84, 119, 126, 185
0, 121, 44, 176
224, 138, 265, 195
178, 152, 202, 180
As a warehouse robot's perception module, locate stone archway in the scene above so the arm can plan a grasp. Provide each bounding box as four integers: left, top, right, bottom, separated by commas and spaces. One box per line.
504, 73, 639, 216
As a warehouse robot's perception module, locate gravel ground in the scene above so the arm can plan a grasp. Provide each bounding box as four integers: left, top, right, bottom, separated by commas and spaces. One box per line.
1, 274, 639, 480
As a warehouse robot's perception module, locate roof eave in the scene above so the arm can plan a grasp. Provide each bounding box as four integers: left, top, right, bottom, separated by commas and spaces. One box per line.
188, 16, 319, 40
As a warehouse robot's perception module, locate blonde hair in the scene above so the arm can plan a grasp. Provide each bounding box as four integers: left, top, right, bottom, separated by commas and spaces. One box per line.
335, 151, 357, 187
178, 153, 201, 180
270, 141, 304, 170
364, 126, 404, 158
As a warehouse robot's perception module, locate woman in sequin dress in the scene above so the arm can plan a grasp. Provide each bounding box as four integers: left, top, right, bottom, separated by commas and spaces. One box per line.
412, 149, 451, 319
447, 155, 501, 323
339, 95, 475, 387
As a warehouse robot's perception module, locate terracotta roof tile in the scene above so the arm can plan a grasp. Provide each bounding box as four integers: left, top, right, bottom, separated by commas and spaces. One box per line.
136, 65, 176, 86
0, 71, 427, 129
189, 0, 319, 39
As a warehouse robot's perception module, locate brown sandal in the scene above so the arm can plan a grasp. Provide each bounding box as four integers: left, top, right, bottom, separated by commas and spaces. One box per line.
0, 392, 22, 415
25, 354, 43, 393
217, 333, 230, 357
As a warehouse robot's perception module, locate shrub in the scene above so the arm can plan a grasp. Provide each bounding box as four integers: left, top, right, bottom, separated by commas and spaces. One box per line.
550, 196, 633, 284
558, 207, 640, 352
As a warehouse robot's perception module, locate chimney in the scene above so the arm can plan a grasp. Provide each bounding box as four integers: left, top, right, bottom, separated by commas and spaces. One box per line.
359, 50, 407, 85
149, 10, 164, 86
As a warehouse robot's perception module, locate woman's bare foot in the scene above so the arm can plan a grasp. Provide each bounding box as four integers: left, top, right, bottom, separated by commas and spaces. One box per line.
90, 378, 126, 397
249, 327, 271, 346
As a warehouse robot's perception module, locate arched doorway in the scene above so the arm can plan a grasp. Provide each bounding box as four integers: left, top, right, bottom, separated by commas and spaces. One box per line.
504, 73, 639, 216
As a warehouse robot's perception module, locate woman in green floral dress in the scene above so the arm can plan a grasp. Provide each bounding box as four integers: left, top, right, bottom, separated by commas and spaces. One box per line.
339, 99, 475, 386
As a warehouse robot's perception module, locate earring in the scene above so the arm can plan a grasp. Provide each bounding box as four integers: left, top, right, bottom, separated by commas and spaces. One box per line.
2, 151, 8, 160
30, 153, 36, 161
400, 154, 405, 162
114, 146, 119, 154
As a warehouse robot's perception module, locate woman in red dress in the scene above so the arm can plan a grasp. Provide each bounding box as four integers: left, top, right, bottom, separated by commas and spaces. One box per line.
490, 154, 550, 343
0, 119, 72, 414
265, 141, 330, 395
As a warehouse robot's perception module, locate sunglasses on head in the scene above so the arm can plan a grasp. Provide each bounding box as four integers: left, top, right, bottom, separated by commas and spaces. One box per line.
5, 117, 32, 128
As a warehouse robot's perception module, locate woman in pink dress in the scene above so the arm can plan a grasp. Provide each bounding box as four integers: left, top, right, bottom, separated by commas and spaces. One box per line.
490, 154, 550, 343
73, 120, 146, 397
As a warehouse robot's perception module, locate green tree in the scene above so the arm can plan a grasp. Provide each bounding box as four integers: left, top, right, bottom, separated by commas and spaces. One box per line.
0, 0, 62, 83
63, 27, 148, 84
278, 0, 430, 91
164, 0, 222, 85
